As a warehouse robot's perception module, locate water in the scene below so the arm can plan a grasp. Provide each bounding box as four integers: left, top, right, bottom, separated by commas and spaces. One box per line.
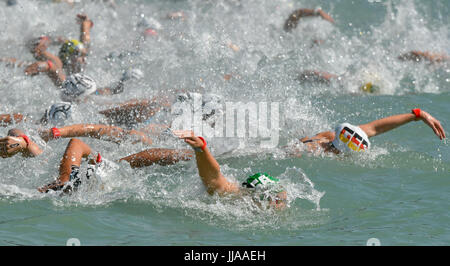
0, 0, 449, 246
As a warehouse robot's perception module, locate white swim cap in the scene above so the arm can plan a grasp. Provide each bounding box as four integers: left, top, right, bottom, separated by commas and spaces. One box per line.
61, 73, 97, 101
332, 123, 370, 153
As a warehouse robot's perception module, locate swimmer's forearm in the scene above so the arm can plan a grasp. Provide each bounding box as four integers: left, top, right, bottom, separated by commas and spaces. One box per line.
58, 139, 92, 183
194, 148, 240, 195
359, 113, 416, 138
59, 124, 127, 142
119, 148, 193, 168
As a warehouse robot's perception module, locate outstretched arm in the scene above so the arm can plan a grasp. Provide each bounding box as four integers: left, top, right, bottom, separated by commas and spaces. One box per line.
119, 148, 193, 168
38, 138, 92, 193
99, 97, 171, 126
39, 124, 153, 145
398, 51, 449, 63
284, 8, 334, 31
359, 109, 446, 140
181, 132, 239, 195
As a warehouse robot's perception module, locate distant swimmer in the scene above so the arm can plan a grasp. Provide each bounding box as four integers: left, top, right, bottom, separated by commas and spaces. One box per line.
297, 70, 384, 94
25, 14, 93, 77
297, 70, 338, 85
284, 8, 334, 32
398, 51, 450, 63
286, 109, 445, 157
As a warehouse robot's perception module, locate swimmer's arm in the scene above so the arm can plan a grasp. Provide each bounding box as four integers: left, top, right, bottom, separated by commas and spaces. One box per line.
284, 8, 333, 31
398, 51, 449, 63
184, 136, 239, 195
38, 138, 92, 193
77, 14, 93, 53
99, 97, 170, 124
359, 110, 446, 140
119, 148, 193, 168
39, 124, 153, 145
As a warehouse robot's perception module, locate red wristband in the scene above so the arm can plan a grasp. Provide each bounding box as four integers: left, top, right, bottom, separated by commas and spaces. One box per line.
51, 127, 61, 139
198, 136, 207, 151
19, 135, 30, 148
96, 153, 102, 163
412, 108, 421, 119
47, 60, 53, 70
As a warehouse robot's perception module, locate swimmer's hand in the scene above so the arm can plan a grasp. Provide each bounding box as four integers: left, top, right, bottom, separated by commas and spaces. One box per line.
0, 136, 28, 158
418, 110, 446, 140
77, 14, 92, 25
174, 131, 203, 150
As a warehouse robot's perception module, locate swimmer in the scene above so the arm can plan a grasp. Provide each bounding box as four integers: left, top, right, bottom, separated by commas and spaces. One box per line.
284, 8, 334, 32
37, 138, 99, 193
297, 70, 382, 94
398, 51, 450, 63
297, 70, 338, 85
177, 131, 287, 209
288, 109, 445, 156
25, 14, 93, 77
36, 136, 193, 194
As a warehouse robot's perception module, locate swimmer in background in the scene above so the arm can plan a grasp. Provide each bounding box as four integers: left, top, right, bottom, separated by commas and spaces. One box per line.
284, 8, 334, 32
297, 70, 379, 93
398, 51, 450, 63
24, 14, 93, 78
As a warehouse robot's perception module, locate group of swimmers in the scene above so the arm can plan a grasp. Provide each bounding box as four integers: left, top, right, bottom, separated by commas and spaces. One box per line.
0, 4, 447, 209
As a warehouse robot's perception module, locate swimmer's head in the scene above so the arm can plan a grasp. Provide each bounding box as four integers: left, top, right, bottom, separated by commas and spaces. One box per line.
59, 39, 84, 63
360, 82, 380, 94
332, 123, 370, 153
41, 102, 72, 126
242, 173, 279, 189
61, 73, 97, 102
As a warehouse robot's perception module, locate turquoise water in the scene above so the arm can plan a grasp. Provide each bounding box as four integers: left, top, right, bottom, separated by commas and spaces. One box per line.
0, 0, 449, 246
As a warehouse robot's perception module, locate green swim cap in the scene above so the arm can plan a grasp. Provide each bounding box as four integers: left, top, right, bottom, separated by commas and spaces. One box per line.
59, 39, 84, 63
242, 173, 279, 189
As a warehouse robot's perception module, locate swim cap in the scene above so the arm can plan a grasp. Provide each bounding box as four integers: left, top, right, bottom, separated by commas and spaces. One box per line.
242, 173, 279, 189
360, 82, 380, 93
42, 102, 72, 126
332, 123, 370, 153
59, 39, 84, 63
61, 73, 97, 101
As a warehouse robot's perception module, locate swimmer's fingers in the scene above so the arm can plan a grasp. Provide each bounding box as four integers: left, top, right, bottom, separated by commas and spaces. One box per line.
172, 130, 194, 139
422, 113, 446, 140
76, 14, 88, 22
434, 120, 446, 140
